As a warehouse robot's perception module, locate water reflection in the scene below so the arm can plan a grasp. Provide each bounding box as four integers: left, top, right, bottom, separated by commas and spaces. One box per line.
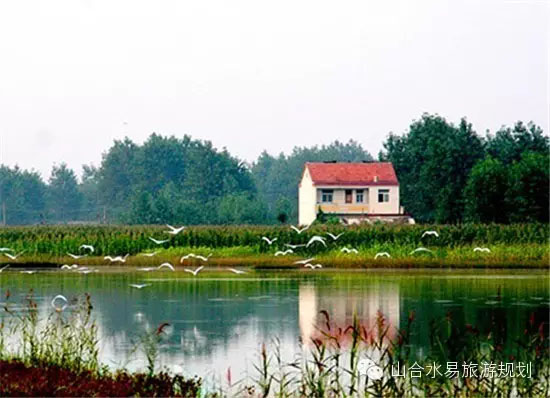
299, 282, 400, 346
0, 270, 548, 379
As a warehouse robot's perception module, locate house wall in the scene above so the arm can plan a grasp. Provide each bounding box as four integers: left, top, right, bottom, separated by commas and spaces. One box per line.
315, 186, 399, 216
298, 168, 317, 225
368, 185, 400, 214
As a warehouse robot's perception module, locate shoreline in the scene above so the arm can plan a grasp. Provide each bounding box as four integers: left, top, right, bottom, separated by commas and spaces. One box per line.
1, 251, 548, 270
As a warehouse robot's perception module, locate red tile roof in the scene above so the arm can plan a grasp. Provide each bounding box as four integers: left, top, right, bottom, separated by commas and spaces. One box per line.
305, 162, 399, 186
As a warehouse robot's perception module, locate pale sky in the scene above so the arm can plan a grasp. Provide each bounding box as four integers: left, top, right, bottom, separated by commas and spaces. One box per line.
0, 0, 548, 179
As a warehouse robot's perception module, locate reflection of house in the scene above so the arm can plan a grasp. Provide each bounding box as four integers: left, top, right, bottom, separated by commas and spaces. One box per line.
298, 162, 411, 225
298, 283, 400, 346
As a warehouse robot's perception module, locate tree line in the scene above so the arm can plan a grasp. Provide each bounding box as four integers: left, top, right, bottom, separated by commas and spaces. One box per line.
0, 113, 547, 225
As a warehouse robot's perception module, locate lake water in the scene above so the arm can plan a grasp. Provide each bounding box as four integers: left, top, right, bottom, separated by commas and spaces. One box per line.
0, 268, 548, 382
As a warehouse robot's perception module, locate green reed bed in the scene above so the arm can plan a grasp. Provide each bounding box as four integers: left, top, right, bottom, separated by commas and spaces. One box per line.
0, 224, 547, 254
0, 224, 548, 268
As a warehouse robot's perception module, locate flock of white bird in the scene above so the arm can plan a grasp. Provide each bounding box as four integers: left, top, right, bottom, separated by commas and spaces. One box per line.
1, 224, 493, 306
259, 226, 492, 270
0, 224, 494, 312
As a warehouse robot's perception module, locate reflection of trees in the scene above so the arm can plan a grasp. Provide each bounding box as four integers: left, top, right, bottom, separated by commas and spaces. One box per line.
91, 278, 301, 360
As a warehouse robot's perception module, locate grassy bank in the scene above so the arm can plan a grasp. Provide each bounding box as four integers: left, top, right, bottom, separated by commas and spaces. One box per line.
2, 244, 548, 269
0, 224, 548, 268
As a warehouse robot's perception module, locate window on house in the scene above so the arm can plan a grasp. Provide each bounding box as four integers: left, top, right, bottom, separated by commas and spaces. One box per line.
356, 190, 364, 203
345, 189, 352, 204
321, 190, 333, 203
378, 189, 390, 203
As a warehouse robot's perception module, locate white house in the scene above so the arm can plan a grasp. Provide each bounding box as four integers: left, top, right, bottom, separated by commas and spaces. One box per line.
298, 161, 409, 225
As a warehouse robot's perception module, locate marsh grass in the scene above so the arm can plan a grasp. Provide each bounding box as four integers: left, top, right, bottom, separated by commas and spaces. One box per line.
0, 292, 203, 397
0, 223, 546, 255
236, 310, 550, 398
0, 290, 101, 373
0, 223, 548, 269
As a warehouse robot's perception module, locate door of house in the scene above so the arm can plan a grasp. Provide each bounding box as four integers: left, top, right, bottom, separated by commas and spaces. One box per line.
345, 189, 353, 204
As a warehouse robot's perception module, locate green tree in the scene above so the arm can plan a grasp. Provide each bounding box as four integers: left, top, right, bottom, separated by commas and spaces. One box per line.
380, 114, 484, 223
217, 193, 268, 224
463, 157, 509, 223
0, 166, 46, 225
275, 197, 292, 224
127, 191, 155, 224
95, 134, 261, 224
47, 163, 82, 223
505, 152, 549, 223
96, 138, 139, 209
486, 121, 548, 165
79, 164, 102, 222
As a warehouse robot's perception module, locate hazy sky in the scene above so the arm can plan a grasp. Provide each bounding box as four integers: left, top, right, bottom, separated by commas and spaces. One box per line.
0, 0, 548, 179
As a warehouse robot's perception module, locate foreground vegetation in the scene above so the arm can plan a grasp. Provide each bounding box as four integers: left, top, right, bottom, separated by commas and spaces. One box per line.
234, 311, 550, 397
0, 293, 548, 397
0, 224, 548, 268
0, 293, 202, 397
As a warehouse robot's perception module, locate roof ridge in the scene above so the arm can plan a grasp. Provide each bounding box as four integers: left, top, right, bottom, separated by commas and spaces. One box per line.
304, 162, 399, 185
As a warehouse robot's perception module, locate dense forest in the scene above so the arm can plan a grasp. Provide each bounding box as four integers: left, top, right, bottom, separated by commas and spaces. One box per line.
0, 113, 547, 225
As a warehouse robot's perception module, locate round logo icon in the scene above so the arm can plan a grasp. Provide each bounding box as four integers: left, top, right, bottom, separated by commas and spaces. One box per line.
367, 365, 384, 380
357, 358, 383, 380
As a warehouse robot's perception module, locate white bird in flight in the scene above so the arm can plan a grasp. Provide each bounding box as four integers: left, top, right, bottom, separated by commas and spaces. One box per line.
104, 254, 129, 263
51, 294, 68, 311
79, 244, 94, 253
129, 283, 151, 289
305, 263, 323, 269
293, 257, 315, 265
3, 251, 25, 260
67, 253, 87, 259
262, 237, 277, 245
60, 264, 79, 270
138, 252, 158, 257
422, 231, 439, 238
274, 249, 293, 256
473, 247, 491, 253
410, 247, 434, 255
327, 232, 344, 241
137, 267, 157, 272
195, 254, 212, 262
306, 236, 326, 248
0, 265, 10, 272
374, 252, 391, 259
20, 270, 36, 274
285, 243, 306, 249
227, 268, 247, 274
158, 262, 175, 271
340, 247, 358, 254
184, 266, 204, 276
290, 224, 310, 234
149, 237, 170, 245
165, 224, 186, 235
78, 268, 96, 274
180, 253, 197, 262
